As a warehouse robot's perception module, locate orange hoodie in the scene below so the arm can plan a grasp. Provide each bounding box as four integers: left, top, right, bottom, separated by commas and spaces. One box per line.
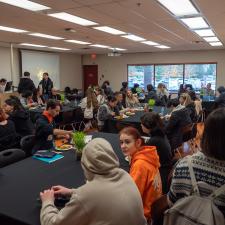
130, 145, 162, 220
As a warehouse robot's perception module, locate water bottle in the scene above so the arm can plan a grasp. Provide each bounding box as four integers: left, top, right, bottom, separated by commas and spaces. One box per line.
161, 107, 164, 116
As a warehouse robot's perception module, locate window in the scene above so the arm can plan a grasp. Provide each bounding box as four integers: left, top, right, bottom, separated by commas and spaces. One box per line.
127, 63, 217, 92
184, 63, 216, 91
155, 64, 183, 91
128, 65, 154, 90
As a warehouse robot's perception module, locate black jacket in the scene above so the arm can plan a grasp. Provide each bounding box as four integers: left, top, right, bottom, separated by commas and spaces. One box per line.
215, 92, 225, 108
186, 103, 197, 122
8, 110, 34, 137
39, 78, 53, 96
18, 78, 36, 94
32, 114, 55, 154
166, 107, 192, 150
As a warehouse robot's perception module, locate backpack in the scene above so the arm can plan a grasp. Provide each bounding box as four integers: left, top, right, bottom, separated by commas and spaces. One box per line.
163, 156, 225, 225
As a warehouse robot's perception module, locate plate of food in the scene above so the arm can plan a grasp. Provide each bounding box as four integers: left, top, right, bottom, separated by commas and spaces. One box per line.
55, 144, 73, 151
126, 112, 135, 116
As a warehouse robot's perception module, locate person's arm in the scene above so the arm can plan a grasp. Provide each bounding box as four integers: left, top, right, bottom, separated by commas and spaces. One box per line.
98, 106, 112, 121
53, 129, 72, 137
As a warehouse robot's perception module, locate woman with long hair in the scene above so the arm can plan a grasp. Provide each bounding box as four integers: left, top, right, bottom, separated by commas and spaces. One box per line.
125, 89, 139, 108
119, 127, 162, 221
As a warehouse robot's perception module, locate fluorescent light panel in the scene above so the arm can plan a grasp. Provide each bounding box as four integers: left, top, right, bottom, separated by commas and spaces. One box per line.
90, 44, 110, 48
49, 47, 70, 50
181, 17, 208, 29
48, 12, 98, 26
210, 42, 223, 46
204, 37, 219, 42
109, 47, 127, 51
194, 29, 215, 37
20, 43, 47, 48
155, 45, 170, 49
29, 33, 64, 40
122, 34, 145, 42
0, 25, 27, 33
157, 0, 198, 16
0, 0, 50, 11
93, 26, 125, 35
142, 41, 159, 46
65, 40, 91, 45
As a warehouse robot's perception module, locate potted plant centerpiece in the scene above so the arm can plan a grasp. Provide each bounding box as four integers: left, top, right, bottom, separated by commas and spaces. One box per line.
72, 131, 86, 161
148, 99, 155, 111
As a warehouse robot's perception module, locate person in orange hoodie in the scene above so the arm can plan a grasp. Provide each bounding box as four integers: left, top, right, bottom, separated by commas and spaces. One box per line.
119, 126, 162, 221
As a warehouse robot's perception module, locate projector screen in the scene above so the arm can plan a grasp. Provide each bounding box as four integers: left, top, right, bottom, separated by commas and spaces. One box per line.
21, 50, 60, 89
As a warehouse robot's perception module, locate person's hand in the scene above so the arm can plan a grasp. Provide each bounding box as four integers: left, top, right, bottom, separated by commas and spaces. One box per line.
52, 185, 72, 196
64, 134, 70, 140
40, 189, 55, 203
111, 112, 115, 116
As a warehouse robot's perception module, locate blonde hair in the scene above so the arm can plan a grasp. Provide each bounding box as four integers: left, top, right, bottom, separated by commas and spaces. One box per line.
86, 88, 98, 109
180, 93, 193, 106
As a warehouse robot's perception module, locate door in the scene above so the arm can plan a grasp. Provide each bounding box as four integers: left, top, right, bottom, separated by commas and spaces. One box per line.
83, 65, 98, 91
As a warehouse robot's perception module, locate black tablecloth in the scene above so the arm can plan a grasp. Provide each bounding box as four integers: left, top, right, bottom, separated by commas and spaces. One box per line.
0, 132, 128, 225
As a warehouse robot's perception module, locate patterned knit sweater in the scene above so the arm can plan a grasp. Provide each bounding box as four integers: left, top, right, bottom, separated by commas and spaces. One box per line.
168, 151, 225, 216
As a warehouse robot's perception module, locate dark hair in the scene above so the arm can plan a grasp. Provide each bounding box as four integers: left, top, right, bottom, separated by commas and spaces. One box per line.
114, 91, 122, 97
107, 95, 117, 103
64, 87, 71, 94
24, 71, 30, 77
167, 98, 179, 108
134, 83, 139, 88
21, 90, 33, 98
188, 90, 197, 101
201, 108, 225, 160
5, 97, 23, 111
43, 72, 49, 76
217, 86, 225, 94
46, 100, 61, 110
122, 82, 128, 88
119, 126, 144, 145
147, 84, 154, 92
0, 78, 7, 83
0, 108, 7, 122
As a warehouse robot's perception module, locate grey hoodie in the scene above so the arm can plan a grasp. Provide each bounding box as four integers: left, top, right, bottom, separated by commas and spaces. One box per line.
41, 138, 147, 225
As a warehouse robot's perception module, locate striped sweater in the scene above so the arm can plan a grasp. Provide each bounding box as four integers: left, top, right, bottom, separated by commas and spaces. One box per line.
168, 151, 225, 216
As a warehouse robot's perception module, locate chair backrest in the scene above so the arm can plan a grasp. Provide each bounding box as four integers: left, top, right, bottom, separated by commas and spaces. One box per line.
20, 135, 35, 156
0, 149, 25, 168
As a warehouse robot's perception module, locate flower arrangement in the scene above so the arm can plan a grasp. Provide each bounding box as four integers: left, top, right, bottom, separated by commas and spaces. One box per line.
72, 131, 86, 153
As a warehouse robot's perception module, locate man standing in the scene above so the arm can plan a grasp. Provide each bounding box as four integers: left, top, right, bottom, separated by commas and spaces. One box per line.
39, 72, 53, 100
18, 71, 36, 94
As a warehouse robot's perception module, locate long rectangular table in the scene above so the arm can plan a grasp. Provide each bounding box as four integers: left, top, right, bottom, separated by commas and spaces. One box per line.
0, 132, 128, 225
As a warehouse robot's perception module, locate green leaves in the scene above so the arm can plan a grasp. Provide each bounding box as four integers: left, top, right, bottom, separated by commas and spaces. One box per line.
72, 131, 86, 153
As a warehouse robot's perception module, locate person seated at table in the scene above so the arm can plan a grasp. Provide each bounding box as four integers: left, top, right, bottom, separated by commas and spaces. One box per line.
125, 89, 139, 108
165, 98, 192, 152
119, 127, 162, 221
179, 93, 197, 122
97, 95, 118, 131
4, 96, 34, 137
0, 107, 20, 151
20, 90, 37, 109
40, 138, 147, 225
0, 78, 7, 93
156, 83, 169, 106
49, 88, 61, 101
32, 100, 72, 154
141, 112, 172, 193
101, 80, 114, 97
188, 90, 202, 117
178, 84, 186, 99
33, 87, 45, 105
167, 108, 225, 217
120, 81, 128, 93
94, 86, 106, 105
146, 84, 160, 104
215, 86, 225, 108
114, 91, 127, 114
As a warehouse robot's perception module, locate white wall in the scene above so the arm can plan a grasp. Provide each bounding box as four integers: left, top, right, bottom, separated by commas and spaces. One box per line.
0, 46, 82, 90
82, 50, 225, 91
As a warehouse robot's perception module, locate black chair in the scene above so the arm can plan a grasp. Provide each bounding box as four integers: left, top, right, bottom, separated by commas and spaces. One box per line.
0, 149, 25, 168
20, 135, 35, 157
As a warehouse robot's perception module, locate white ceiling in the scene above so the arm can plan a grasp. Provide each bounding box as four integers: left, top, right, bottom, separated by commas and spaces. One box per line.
0, 0, 224, 54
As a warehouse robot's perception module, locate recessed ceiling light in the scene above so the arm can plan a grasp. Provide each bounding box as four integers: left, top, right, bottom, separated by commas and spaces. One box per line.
65, 40, 91, 45
181, 17, 208, 29
29, 33, 64, 40
203, 37, 219, 42
20, 43, 47, 48
109, 47, 127, 51
90, 44, 110, 48
121, 34, 145, 42
48, 47, 70, 50
0, 25, 27, 33
157, 0, 198, 16
209, 42, 223, 46
155, 45, 171, 49
194, 29, 215, 37
93, 26, 125, 35
142, 41, 159, 46
0, 0, 50, 11
48, 12, 98, 26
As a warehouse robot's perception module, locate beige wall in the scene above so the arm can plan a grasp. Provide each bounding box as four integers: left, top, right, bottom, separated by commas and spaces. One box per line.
82, 50, 225, 91
0, 46, 82, 90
